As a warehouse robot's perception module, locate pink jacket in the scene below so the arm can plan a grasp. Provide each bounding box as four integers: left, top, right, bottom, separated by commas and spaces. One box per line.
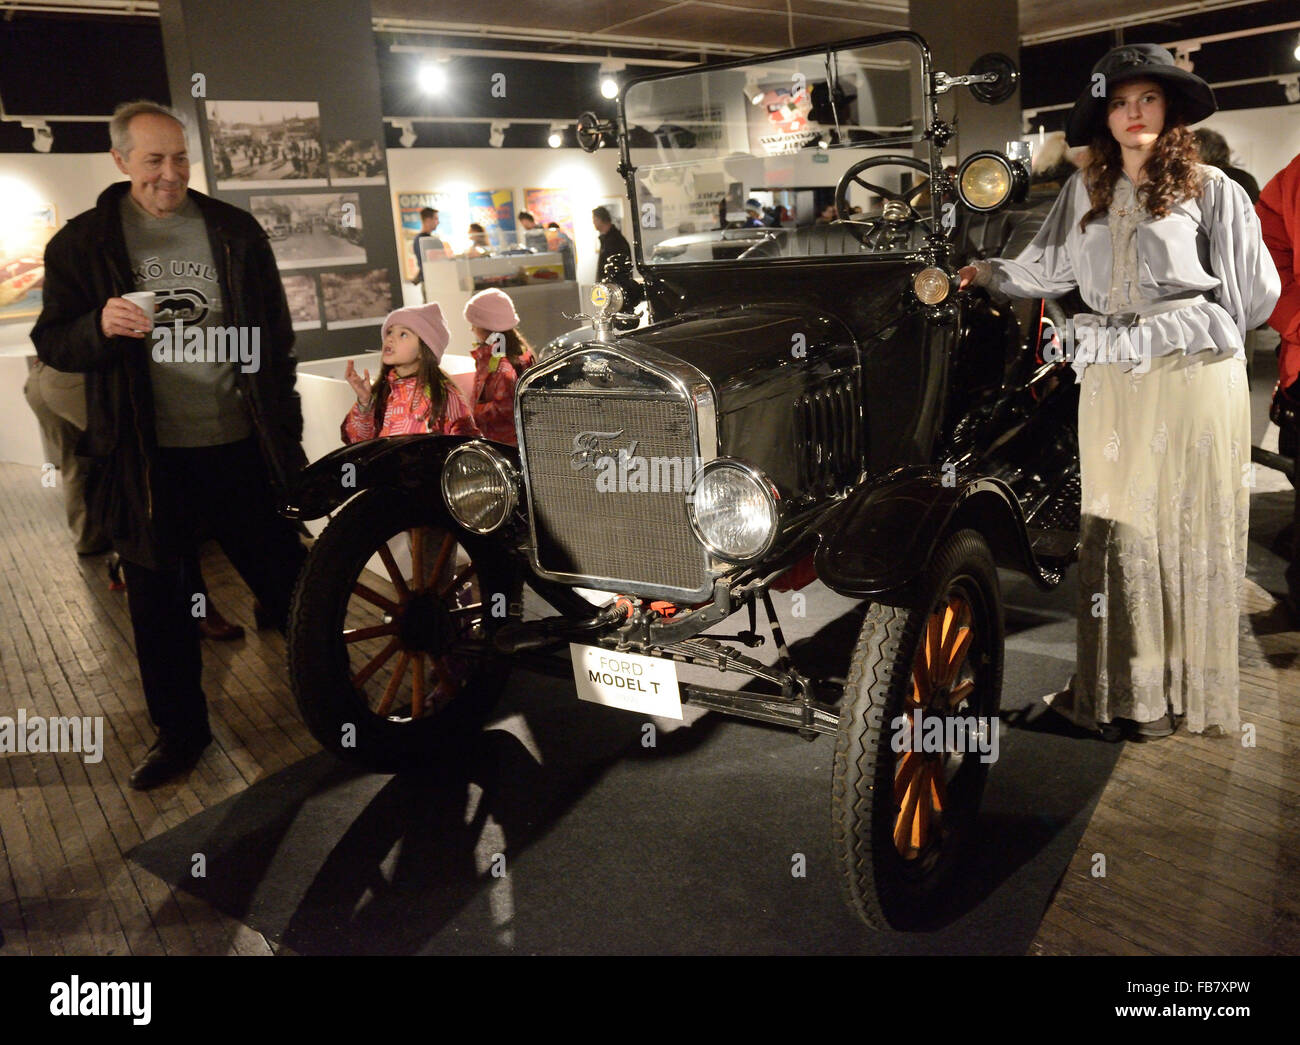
342, 369, 479, 443
471, 342, 533, 445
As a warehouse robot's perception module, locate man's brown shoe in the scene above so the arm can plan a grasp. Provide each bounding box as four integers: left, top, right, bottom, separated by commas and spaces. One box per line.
129, 733, 211, 790
199, 606, 245, 641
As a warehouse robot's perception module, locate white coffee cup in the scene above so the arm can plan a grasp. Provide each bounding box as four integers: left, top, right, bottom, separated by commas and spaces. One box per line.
122, 291, 156, 333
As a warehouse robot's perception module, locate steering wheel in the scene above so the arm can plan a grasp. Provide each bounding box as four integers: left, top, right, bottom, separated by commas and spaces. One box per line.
834, 155, 932, 248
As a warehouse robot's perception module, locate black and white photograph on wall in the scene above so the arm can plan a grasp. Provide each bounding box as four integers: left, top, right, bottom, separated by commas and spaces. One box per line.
206, 100, 327, 188
321, 268, 392, 329
326, 139, 385, 185
280, 274, 322, 330
250, 193, 365, 269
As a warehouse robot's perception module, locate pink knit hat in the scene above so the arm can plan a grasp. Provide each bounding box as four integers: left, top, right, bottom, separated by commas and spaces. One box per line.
463, 288, 520, 332
382, 303, 450, 362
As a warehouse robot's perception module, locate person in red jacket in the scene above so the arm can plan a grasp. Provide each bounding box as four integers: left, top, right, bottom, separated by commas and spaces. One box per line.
1257, 150, 1300, 621
464, 288, 535, 445
342, 302, 479, 443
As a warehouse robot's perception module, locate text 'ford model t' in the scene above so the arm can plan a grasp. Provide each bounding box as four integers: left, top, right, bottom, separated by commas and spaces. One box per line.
284, 31, 1081, 932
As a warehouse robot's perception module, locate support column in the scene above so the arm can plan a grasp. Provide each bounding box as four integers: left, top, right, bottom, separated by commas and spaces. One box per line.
157, 0, 400, 361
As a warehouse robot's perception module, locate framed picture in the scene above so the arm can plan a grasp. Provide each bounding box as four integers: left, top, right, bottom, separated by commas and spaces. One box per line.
0, 204, 57, 323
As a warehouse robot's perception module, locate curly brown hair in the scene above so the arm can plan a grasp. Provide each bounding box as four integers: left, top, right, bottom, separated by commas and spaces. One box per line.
1078, 92, 1203, 232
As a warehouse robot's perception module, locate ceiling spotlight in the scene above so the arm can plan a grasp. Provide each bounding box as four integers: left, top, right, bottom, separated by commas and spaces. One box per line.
23, 120, 52, 153
1285, 76, 1300, 104
489, 121, 507, 148
418, 61, 448, 94
751, 90, 765, 105
1294, 33, 1300, 62
598, 59, 625, 99
547, 124, 565, 148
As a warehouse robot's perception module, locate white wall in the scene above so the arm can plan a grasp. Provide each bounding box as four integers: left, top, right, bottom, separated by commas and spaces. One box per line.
1193, 105, 1300, 193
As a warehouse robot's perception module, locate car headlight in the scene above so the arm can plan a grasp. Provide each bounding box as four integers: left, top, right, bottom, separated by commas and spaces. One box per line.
956, 152, 1016, 212
441, 442, 518, 534
687, 460, 780, 562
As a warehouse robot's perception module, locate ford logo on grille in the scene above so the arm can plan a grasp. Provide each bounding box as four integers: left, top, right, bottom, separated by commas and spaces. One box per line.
571, 429, 638, 471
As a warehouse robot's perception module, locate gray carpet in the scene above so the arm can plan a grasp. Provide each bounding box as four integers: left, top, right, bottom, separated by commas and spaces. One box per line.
130, 347, 1295, 954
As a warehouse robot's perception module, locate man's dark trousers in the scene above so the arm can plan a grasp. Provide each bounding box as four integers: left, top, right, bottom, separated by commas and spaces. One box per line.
120, 436, 306, 740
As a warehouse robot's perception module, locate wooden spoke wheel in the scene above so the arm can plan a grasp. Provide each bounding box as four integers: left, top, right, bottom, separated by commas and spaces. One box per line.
832, 529, 1004, 931
289, 487, 520, 771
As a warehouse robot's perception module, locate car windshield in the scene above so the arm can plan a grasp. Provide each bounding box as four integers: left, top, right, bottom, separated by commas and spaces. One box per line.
622, 36, 930, 266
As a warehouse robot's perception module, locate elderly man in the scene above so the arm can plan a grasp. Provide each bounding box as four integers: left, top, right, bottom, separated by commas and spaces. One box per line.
31, 100, 308, 789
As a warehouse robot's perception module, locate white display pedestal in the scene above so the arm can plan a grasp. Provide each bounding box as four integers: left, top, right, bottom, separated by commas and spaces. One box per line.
421, 251, 581, 351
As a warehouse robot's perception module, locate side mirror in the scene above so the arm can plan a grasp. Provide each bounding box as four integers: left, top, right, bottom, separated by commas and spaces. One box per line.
968, 53, 1019, 105
576, 111, 615, 153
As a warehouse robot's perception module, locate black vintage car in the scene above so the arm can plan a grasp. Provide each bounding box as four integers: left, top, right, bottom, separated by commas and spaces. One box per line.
284, 31, 1081, 932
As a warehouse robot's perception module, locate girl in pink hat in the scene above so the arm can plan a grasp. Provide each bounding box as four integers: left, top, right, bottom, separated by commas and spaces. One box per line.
342, 302, 480, 443
463, 288, 535, 446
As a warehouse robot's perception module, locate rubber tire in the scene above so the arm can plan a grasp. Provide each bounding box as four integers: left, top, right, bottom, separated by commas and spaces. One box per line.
831, 528, 1004, 931
288, 486, 519, 772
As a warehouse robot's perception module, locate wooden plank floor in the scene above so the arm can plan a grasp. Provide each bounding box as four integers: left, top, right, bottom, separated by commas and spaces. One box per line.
1, 457, 1297, 955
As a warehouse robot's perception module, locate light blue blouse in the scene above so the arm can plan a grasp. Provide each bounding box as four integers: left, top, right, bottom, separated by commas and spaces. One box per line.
983, 164, 1280, 377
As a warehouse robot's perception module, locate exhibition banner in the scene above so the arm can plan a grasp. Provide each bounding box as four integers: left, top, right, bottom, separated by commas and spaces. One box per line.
468, 189, 517, 252
397, 191, 464, 279
0, 203, 55, 323
523, 188, 576, 250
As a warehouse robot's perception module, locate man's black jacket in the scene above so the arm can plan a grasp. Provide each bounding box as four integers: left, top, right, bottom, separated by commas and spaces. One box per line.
31, 181, 306, 569
596, 224, 632, 281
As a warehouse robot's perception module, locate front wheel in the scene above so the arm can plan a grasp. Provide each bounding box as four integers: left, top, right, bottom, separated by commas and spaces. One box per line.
288, 487, 521, 771
831, 529, 1004, 931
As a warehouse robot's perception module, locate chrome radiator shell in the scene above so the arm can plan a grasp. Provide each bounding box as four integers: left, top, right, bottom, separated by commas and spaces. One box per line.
515, 340, 719, 601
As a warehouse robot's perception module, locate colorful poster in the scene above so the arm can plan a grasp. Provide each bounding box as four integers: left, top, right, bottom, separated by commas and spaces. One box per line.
467, 189, 516, 252
396, 191, 464, 280
523, 188, 576, 250
746, 81, 817, 156
0, 204, 56, 323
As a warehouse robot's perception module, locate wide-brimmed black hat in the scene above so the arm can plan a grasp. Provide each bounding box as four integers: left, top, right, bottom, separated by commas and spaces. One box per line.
1064, 43, 1216, 147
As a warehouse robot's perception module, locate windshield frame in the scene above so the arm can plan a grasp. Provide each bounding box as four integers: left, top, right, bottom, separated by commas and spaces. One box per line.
616, 30, 940, 273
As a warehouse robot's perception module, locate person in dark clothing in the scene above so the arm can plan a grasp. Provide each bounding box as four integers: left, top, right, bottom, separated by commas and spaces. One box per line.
31, 100, 308, 790
411, 207, 445, 288
1194, 128, 1261, 204
592, 206, 631, 280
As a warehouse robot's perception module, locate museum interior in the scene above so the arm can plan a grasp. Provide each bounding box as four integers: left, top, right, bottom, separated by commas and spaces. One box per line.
0, 0, 1297, 964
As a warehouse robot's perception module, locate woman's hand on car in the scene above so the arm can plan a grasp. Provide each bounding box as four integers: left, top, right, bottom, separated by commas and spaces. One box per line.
957, 265, 979, 290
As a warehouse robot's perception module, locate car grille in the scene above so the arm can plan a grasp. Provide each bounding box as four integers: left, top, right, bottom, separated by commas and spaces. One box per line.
518, 358, 710, 598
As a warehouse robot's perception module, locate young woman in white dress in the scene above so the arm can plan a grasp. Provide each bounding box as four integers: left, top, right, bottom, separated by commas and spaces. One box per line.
959, 44, 1280, 740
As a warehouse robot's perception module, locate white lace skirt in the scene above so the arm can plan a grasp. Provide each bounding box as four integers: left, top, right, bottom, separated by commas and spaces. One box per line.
1055, 351, 1251, 735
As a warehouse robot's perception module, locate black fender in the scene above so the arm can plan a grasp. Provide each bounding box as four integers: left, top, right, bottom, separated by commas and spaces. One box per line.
813, 467, 1060, 600
282, 434, 518, 521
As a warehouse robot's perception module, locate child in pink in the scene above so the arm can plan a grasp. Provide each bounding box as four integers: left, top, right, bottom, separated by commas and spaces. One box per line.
342, 302, 480, 443
464, 288, 535, 446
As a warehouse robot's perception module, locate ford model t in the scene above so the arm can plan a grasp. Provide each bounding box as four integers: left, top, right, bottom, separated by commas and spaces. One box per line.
284, 31, 1081, 932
